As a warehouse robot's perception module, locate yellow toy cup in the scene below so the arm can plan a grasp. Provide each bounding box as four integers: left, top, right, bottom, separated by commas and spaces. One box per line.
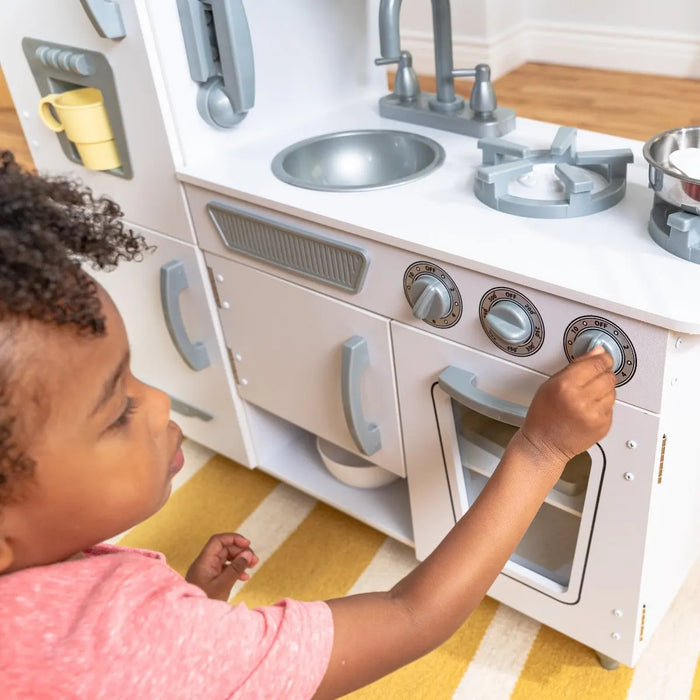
38, 87, 121, 171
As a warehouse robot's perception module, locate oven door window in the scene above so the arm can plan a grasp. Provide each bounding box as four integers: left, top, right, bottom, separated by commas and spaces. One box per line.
435, 388, 605, 604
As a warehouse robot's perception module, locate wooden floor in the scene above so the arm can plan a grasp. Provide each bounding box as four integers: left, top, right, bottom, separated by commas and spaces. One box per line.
2, 62, 699, 171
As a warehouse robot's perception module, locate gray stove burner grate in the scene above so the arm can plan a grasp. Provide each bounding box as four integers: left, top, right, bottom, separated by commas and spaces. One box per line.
649, 195, 700, 264
474, 126, 634, 218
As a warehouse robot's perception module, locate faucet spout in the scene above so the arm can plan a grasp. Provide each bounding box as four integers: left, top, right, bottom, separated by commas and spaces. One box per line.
378, 0, 402, 59
378, 0, 460, 109
430, 0, 459, 108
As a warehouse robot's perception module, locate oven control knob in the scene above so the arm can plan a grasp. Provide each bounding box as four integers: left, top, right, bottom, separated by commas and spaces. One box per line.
479, 287, 544, 356
403, 262, 462, 329
571, 330, 623, 372
563, 316, 637, 386
408, 275, 451, 320
484, 301, 532, 345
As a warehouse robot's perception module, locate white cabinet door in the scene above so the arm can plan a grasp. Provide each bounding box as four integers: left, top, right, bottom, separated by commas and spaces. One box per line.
92, 225, 253, 466
208, 254, 405, 477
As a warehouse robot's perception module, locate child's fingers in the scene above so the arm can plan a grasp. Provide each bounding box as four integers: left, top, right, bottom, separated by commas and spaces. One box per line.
222, 550, 255, 583
224, 543, 258, 567
582, 366, 617, 400
201, 533, 252, 560
567, 349, 615, 385
211, 532, 250, 548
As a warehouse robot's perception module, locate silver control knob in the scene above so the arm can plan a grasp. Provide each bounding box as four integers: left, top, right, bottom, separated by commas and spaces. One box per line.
479, 287, 544, 356
407, 274, 452, 320
571, 329, 623, 372
484, 300, 533, 345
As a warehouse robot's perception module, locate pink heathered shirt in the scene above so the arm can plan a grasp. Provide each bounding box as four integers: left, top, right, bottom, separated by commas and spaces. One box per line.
0, 544, 334, 699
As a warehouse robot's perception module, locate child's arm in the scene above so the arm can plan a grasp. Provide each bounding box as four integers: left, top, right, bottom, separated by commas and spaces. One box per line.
313, 347, 615, 699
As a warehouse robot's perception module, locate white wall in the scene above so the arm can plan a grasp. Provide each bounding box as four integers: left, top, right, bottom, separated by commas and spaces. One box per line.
527, 0, 700, 35
393, 0, 700, 79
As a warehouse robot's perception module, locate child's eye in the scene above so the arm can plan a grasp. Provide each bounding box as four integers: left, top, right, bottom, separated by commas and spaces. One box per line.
110, 397, 138, 430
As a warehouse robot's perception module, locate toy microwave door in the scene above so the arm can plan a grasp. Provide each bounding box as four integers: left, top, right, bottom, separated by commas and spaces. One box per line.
91, 224, 254, 467
0, 0, 192, 243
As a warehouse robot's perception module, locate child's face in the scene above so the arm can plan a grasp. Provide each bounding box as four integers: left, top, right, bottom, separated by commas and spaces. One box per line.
0, 283, 184, 573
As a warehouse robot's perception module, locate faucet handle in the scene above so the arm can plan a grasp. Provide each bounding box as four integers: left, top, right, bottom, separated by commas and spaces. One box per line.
452, 63, 497, 117
375, 56, 400, 66
375, 50, 420, 103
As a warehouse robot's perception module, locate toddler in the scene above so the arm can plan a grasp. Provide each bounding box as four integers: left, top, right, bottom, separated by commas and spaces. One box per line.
0, 151, 615, 699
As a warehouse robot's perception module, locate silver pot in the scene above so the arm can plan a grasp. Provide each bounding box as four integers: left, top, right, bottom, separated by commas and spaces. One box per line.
643, 126, 700, 214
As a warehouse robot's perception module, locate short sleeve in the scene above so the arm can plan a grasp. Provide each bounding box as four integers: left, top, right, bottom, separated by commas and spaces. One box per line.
2, 550, 334, 700
89, 559, 335, 699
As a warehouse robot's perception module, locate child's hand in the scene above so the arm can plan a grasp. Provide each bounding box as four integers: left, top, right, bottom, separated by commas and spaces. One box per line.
185, 533, 259, 601
519, 346, 616, 468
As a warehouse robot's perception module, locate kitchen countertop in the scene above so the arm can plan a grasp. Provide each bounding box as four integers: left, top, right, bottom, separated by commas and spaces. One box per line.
177, 97, 700, 335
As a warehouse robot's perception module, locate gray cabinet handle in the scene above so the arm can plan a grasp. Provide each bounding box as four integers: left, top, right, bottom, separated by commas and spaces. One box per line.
169, 395, 213, 422
341, 336, 381, 456
438, 365, 527, 427
160, 259, 210, 371
79, 0, 126, 39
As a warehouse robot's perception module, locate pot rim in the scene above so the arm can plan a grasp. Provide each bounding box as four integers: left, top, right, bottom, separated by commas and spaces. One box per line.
643, 125, 700, 186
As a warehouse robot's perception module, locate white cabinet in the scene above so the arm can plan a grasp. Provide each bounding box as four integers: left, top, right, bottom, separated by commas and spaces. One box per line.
0, 0, 192, 242
207, 253, 405, 477
92, 225, 253, 466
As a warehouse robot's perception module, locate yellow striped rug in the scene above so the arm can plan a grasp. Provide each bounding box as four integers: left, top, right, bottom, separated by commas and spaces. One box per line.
119, 445, 700, 700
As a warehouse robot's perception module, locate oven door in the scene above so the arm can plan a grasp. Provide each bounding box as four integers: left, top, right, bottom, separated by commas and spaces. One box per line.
392, 321, 604, 604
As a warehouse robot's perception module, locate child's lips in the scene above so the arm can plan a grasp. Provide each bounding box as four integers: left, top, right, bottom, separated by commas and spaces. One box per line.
168, 429, 185, 476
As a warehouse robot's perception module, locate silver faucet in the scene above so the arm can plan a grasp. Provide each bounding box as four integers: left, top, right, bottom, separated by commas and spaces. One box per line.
375, 0, 515, 137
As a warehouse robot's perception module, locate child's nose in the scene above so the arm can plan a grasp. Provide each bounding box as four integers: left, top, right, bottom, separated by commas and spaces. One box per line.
144, 382, 172, 431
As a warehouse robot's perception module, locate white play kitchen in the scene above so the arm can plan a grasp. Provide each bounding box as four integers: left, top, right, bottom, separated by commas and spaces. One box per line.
1, 0, 698, 672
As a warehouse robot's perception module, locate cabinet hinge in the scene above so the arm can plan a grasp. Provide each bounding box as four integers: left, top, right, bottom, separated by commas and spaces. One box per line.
657, 434, 667, 484
226, 346, 241, 385
638, 603, 647, 642
206, 265, 223, 309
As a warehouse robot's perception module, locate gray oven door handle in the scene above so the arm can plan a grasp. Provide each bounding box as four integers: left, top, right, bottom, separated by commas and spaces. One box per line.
79, 0, 127, 39
160, 259, 211, 372
438, 365, 527, 427
341, 336, 382, 456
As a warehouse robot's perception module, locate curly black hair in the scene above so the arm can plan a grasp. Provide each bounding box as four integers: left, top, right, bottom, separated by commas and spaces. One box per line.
0, 150, 150, 505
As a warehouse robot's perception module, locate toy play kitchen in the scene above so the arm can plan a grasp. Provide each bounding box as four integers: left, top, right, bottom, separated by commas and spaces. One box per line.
1, 0, 698, 671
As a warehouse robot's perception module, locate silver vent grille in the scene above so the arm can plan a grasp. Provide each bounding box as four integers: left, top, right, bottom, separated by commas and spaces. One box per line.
207, 201, 369, 293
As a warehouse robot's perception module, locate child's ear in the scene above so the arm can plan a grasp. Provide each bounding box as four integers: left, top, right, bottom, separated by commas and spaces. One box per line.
0, 536, 14, 573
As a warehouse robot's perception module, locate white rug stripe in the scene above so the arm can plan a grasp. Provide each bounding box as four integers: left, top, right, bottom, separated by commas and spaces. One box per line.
626, 557, 700, 700
229, 482, 316, 598
346, 537, 418, 595
452, 603, 540, 700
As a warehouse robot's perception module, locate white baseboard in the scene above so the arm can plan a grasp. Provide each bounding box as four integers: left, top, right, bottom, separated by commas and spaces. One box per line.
399, 27, 528, 82
401, 21, 700, 81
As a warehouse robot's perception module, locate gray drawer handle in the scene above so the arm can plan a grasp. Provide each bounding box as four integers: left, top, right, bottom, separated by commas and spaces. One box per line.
438, 365, 527, 427
341, 336, 381, 456
79, 0, 126, 39
160, 259, 210, 371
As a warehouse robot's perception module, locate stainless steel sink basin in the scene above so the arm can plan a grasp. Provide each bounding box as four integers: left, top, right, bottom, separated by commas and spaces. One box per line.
271, 129, 445, 192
